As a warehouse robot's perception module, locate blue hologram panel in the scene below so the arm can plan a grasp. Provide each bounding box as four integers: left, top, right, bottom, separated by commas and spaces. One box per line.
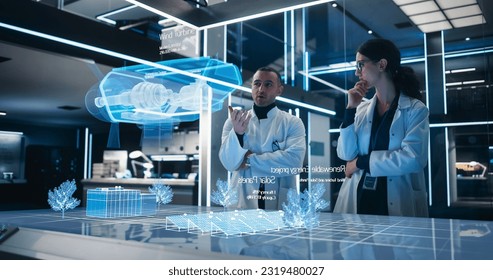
86, 187, 156, 218
86, 57, 242, 126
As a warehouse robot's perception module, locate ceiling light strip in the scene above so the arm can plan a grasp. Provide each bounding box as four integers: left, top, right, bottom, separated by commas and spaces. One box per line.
439, 32, 447, 115
308, 57, 425, 75
445, 82, 462, 86
430, 120, 493, 128
150, 155, 189, 161
0, 130, 23, 135
445, 47, 493, 58
446, 67, 476, 74
399, 1, 441, 16
462, 79, 485, 85
298, 71, 347, 94
443, 4, 482, 19
277, 96, 336, 115
0, 22, 334, 116
126, 0, 334, 30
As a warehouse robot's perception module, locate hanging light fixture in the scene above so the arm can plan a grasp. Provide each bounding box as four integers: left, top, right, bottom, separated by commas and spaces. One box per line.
393, 0, 486, 33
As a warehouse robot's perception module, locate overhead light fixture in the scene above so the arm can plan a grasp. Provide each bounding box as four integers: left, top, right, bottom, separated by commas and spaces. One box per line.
462, 79, 485, 85
393, 0, 486, 33
445, 67, 476, 74
0, 111, 6, 116
96, 5, 138, 25
158, 18, 177, 27
451, 15, 485, 28
443, 4, 482, 18
435, 0, 476, 9
0, 22, 334, 117
278, 95, 336, 116
410, 11, 445, 25
418, 21, 452, 33
297, 70, 352, 100
430, 120, 493, 128
308, 57, 425, 75
126, 0, 335, 30
399, 1, 440, 15
445, 82, 462, 86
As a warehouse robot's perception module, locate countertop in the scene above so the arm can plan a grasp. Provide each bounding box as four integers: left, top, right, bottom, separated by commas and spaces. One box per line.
1, 205, 493, 260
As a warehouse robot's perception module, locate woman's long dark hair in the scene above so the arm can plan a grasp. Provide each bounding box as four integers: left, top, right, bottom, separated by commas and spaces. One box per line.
357, 39, 422, 100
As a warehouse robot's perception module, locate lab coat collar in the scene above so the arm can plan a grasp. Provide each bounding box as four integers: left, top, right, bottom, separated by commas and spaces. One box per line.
366, 92, 412, 115
251, 105, 279, 120
397, 93, 413, 109
362, 92, 410, 121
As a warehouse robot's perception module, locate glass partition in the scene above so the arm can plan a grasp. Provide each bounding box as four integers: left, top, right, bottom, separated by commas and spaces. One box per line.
6, 0, 493, 218
444, 32, 493, 209
224, 0, 493, 218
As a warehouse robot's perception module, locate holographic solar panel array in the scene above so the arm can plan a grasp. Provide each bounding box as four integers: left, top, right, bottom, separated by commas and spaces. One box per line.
166, 209, 286, 237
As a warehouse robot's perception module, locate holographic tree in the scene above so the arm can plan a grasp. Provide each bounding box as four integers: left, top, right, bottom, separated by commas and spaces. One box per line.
211, 179, 238, 210
282, 183, 329, 230
47, 179, 81, 219
148, 181, 173, 210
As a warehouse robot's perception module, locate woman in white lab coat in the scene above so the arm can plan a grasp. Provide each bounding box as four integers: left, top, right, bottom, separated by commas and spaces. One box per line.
333, 39, 429, 217
219, 67, 306, 210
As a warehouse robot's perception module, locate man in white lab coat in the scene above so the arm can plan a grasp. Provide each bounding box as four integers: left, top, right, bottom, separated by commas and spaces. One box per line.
219, 67, 306, 210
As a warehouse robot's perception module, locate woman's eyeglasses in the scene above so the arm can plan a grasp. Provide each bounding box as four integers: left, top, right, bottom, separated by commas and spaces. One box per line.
356, 59, 373, 72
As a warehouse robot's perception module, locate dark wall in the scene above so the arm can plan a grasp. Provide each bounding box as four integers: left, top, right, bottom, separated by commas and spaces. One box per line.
0, 122, 85, 210
0, 121, 147, 211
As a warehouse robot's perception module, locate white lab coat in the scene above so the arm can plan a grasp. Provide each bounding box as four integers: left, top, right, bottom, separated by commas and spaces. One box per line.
333, 94, 429, 217
219, 107, 306, 209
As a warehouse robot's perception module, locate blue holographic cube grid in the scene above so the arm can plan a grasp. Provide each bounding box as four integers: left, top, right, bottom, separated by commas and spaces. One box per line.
86, 187, 156, 218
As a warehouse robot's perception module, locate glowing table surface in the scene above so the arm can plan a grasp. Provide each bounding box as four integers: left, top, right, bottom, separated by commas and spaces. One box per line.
0, 205, 492, 260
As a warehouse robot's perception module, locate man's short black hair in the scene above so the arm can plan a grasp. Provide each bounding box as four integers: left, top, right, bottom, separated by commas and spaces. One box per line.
256, 66, 282, 84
